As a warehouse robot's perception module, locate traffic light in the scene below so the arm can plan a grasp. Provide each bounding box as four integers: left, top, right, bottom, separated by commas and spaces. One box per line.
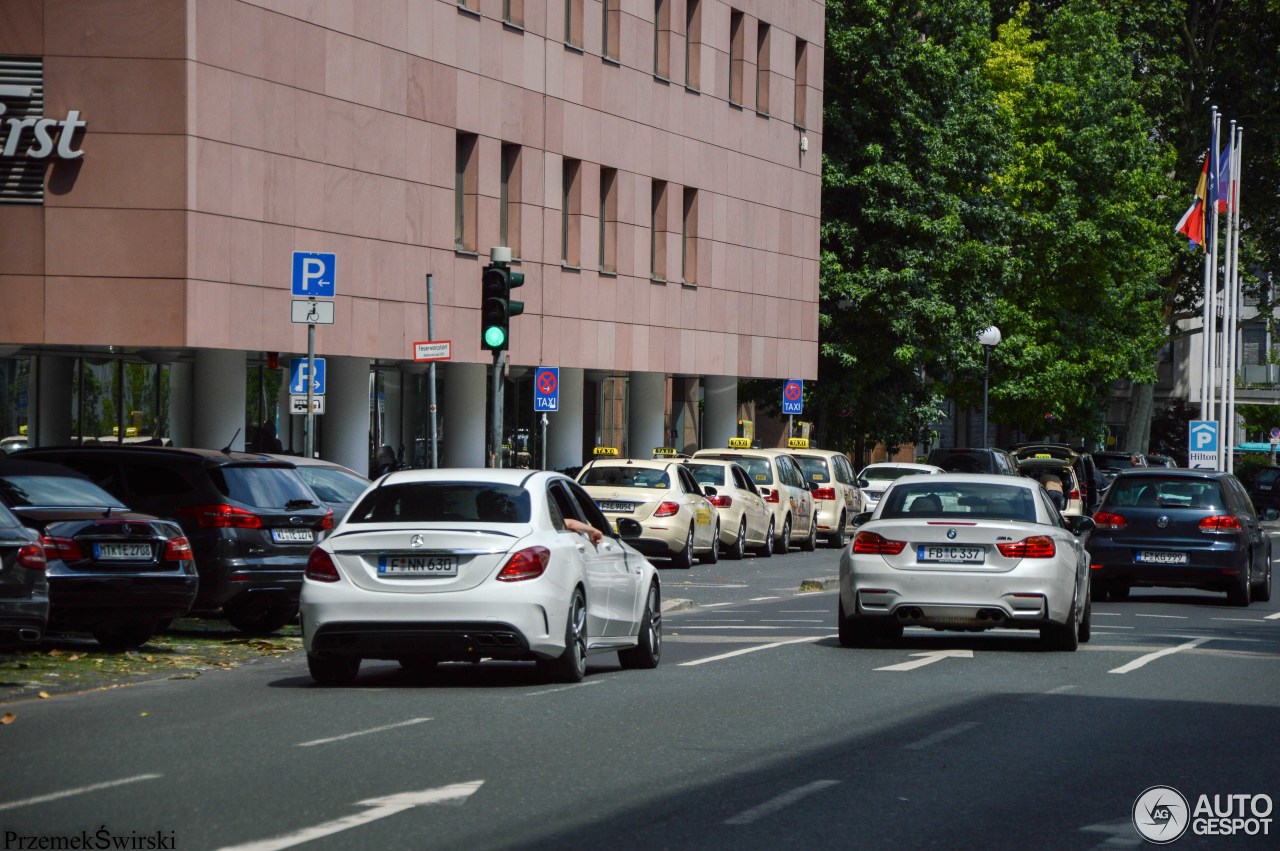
480, 262, 525, 352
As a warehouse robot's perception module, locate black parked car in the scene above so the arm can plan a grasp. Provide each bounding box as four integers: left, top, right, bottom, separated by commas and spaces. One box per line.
17, 447, 333, 634
0, 498, 48, 647
1248, 467, 1280, 515
1088, 468, 1273, 606
925, 447, 1019, 476
0, 460, 198, 647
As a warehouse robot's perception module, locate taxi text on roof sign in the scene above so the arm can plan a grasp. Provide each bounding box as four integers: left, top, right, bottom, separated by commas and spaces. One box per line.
653, 447, 679, 456
592, 446, 620, 456
787, 437, 810, 449
727, 437, 752, 449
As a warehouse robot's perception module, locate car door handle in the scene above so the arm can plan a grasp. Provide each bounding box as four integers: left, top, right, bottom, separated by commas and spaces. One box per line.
576, 544, 586, 553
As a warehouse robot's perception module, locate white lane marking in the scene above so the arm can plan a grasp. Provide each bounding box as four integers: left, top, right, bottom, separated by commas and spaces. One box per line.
875, 649, 973, 672
1135, 614, 1188, 619
724, 780, 840, 825
761, 619, 824, 623
749, 596, 780, 601
1092, 612, 1123, 617
525, 680, 604, 696
903, 721, 980, 750
297, 718, 432, 747
700, 602, 735, 608
1211, 617, 1271, 624
1092, 625, 1135, 629
215, 782, 484, 851
676, 625, 801, 630
0, 774, 163, 813
1109, 637, 1211, 674
685, 619, 747, 623
1265, 611, 1280, 620
680, 637, 821, 666
780, 610, 827, 613
1045, 684, 1078, 695
1022, 684, 1077, 702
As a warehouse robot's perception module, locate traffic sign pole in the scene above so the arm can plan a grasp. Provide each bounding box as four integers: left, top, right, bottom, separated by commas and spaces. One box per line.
427, 273, 439, 469
305, 324, 316, 459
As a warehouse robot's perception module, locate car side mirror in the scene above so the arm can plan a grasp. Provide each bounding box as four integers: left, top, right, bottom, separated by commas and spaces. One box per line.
1264, 508, 1280, 522
852, 511, 872, 527
1065, 515, 1095, 536
807, 481, 819, 492
616, 518, 644, 539
703, 485, 718, 497
858, 478, 869, 488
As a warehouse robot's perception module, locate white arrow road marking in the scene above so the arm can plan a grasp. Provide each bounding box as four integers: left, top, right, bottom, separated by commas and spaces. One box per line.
1265, 611, 1280, 620
0, 774, 162, 812
875, 649, 973, 672
724, 780, 841, 825
296, 717, 432, 747
1109, 637, 1211, 674
214, 781, 484, 851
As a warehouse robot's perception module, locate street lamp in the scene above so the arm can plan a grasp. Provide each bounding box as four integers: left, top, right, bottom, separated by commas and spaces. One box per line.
978, 326, 1002, 448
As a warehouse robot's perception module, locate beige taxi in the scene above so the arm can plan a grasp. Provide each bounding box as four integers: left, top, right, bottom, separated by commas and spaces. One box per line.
576, 449, 719, 568
786, 439, 864, 548
691, 440, 817, 554
682, 458, 773, 559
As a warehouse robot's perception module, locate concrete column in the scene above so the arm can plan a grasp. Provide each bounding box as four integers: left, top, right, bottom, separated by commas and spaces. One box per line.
628, 371, 666, 457
324, 356, 371, 475
275, 373, 295, 453
400, 366, 422, 465
704, 375, 737, 451
193, 349, 245, 450
548, 367, 585, 470
381, 369, 402, 459
167, 360, 193, 447
35, 355, 73, 447
443, 362, 487, 468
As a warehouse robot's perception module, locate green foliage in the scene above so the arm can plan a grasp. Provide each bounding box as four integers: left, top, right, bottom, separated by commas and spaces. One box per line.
1232, 453, 1273, 491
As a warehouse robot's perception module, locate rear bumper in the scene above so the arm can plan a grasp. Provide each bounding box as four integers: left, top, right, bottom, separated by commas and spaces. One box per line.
0, 598, 49, 645
1089, 540, 1246, 591
48, 574, 197, 627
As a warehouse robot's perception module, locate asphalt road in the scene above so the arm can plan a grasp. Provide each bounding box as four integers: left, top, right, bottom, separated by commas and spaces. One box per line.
2, 545, 1278, 850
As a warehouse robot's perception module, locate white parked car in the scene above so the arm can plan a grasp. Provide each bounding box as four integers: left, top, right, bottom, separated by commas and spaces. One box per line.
857, 462, 945, 511
301, 469, 661, 685
838, 473, 1094, 650
681, 459, 773, 559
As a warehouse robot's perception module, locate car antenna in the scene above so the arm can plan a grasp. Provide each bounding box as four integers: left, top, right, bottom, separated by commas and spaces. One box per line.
221, 428, 242, 454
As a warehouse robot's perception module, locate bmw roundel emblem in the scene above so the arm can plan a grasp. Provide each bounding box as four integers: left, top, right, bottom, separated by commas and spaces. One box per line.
947, 529, 957, 539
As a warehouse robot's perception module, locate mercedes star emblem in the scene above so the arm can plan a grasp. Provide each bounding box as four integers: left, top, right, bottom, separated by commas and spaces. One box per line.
410, 534, 425, 548
1157, 515, 1169, 529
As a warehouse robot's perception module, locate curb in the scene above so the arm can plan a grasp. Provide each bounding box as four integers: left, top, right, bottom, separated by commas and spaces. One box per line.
800, 576, 840, 591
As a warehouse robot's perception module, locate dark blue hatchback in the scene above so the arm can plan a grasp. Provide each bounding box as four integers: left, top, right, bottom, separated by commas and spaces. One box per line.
1088, 469, 1273, 605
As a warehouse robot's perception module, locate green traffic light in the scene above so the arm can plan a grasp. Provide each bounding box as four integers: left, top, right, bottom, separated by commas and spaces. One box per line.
483, 325, 507, 348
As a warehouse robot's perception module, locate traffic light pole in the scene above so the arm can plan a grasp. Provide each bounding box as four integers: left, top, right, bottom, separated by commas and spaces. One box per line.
491, 350, 504, 468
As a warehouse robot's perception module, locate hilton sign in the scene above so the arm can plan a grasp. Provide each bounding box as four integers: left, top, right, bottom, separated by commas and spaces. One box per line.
0, 84, 85, 159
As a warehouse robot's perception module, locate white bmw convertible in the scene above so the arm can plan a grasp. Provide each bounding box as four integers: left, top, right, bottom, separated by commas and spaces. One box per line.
301, 469, 661, 685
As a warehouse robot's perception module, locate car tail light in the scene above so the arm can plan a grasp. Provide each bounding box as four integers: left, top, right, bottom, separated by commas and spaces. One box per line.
305, 548, 340, 582
163, 536, 193, 561
176, 504, 263, 529
41, 535, 83, 562
853, 531, 906, 555
496, 546, 551, 582
318, 509, 335, 531
997, 536, 1056, 558
1093, 511, 1127, 530
708, 495, 733, 508
813, 487, 836, 501
763, 489, 780, 504
1068, 488, 1080, 500
653, 501, 680, 518
17, 543, 47, 570
1199, 515, 1242, 532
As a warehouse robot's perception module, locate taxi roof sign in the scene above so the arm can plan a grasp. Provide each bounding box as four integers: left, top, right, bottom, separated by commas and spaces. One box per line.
727, 437, 752, 449
653, 447, 679, 456
787, 437, 810, 449
592, 446, 620, 456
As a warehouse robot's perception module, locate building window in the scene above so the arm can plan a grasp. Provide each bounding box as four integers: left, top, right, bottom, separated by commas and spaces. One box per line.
599, 167, 618, 273
503, 0, 524, 27
500, 143, 522, 256
603, 0, 620, 60
794, 38, 808, 127
684, 0, 702, 89
729, 10, 744, 106
565, 0, 583, 48
682, 187, 698, 284
756, 21, 771, 115
651, 180, 668, 281
454, 132, 478, 252
654, 0, 671, 79
562, 158, 582, 267
457, 0, 479, 15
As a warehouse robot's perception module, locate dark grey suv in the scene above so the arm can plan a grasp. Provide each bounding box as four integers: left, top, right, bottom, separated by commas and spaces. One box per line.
17, 446, 333, 633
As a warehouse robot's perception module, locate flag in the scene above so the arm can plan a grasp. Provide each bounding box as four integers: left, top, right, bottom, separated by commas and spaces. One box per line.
1175, 155, 1208, 250
1207, 121, 1220, 213
1216, 143, 1233, 213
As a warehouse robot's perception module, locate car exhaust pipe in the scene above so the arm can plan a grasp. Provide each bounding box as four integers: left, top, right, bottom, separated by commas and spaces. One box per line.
896, 607, 923, 621
977, 609, 1004, 624
18, 628, 41, 643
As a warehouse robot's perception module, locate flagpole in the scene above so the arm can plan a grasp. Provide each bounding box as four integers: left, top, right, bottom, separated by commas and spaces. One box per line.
1227, 126, 1244, 474
1220, 121, 1237, 472
1201, 107, 1218, 425
1208, 110, 1222, 468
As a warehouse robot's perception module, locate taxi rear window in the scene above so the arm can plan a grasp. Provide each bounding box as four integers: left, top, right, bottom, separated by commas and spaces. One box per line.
579, 466, 670, 489
792, 456, 829, 483
701, 455, 773, 485
685, 464, 727, 487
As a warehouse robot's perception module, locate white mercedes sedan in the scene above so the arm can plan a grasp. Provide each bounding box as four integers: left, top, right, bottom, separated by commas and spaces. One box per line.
300, 469, 661, 685
838, 474, 1094, 650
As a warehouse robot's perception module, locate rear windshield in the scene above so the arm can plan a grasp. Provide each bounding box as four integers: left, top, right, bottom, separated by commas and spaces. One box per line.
928, 451, 991, 474
880, 481, 1036, 522
1254, 469, 1280, 486
792, 456, 830, 483
684, 463, 728, 487
0, 475, 126, 509
861, 465, 929, 482
1105, 477, 1224, 510
578, 466, 670, 489
1095, 454, 1135, 472
297, 468, 368, 505
699, 455, 773, 485
211, 465, 317, 510
0, 501, 20, 527
348, 482, 532, 524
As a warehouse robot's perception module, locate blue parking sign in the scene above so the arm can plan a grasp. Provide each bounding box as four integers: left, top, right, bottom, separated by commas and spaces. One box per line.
292, 252, 336, 298
290, 358, 326, 395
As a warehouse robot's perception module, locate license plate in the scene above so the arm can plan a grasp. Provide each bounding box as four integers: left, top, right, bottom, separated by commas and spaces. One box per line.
1136, 550, 1189, 565
597, 501, 633, 512
378, 555, 459, 577
917, 545, 985, 564
867, 491, 882, 500
271, 528, 314, 544
94, 543, 153, 560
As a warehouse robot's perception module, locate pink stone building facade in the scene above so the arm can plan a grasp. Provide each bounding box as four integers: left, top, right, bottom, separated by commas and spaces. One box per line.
0, 0, 823, 471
